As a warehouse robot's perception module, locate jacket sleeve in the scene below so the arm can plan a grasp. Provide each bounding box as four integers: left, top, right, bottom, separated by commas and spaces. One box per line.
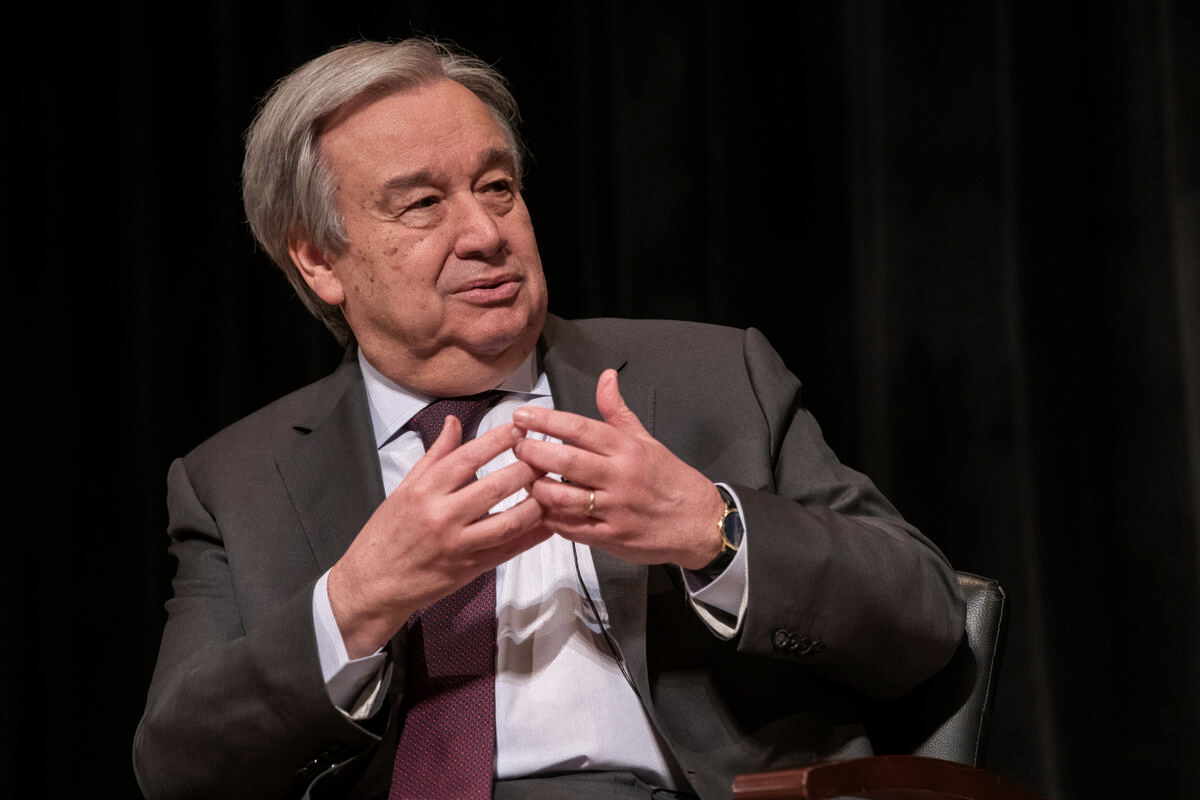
133, 458, 392, 800
719, 328, 965, 701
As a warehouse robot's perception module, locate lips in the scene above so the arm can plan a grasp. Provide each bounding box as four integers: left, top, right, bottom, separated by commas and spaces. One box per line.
453, 273, 523, 304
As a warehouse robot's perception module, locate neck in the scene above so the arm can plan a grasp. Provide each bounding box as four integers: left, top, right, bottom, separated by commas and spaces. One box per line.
359, 339, 536, 398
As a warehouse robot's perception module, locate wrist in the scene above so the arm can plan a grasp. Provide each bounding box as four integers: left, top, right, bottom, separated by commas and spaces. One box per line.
328, 563, 409, 659
677, 484, 741, 572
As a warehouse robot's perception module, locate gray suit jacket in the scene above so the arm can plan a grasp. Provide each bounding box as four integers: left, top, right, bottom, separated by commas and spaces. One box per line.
134, 316, 965, 800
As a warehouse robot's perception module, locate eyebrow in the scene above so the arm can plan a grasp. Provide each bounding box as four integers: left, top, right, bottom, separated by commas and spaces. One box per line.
476, 147, 517, 174
380, 169, 436, 197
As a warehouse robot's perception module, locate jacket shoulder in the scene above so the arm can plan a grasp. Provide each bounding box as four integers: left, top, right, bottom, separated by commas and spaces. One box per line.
564, 316, 745, 346
551, 316, 752, 371
182, 356, 363, 471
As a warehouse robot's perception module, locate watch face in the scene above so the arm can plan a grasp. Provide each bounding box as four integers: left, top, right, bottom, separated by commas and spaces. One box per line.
722, 507, 744, 547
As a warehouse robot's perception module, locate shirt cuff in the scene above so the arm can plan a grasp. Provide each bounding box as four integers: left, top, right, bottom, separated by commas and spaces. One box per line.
312, 570, 389, 713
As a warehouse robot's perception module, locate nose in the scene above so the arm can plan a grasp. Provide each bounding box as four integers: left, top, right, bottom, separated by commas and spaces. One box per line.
453, 196, 505, 260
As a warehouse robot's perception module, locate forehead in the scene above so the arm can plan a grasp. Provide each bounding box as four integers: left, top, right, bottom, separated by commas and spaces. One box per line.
319, 80, 512, 181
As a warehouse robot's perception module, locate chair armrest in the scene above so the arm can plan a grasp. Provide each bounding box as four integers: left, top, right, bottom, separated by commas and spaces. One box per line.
732, 755, 1046, 800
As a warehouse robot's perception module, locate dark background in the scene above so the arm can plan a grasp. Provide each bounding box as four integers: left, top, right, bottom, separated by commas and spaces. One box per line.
2, 1, 1197, 797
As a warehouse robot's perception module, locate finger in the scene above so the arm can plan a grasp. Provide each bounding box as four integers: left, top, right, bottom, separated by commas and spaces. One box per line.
512, 437, 610, 486
540, 510, 610, 542
511, 406, 621, 455
468, 525, 556, 574
527, 475, 600, 518
427, 413, 463, 455
462, 495, 553, 557
452, 458, 543, 518
405, 415, 464, 483
595, 369, 645, 433
425, 423, 525, 487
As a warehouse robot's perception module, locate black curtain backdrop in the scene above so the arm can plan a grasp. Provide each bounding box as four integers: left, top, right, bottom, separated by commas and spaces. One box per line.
3, 2, 1197, 798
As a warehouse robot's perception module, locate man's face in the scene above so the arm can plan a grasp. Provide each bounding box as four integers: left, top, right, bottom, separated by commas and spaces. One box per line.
294, 79, 547, 393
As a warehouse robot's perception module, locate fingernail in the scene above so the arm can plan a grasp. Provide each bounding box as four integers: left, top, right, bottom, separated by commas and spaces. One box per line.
512, 407, 531, 424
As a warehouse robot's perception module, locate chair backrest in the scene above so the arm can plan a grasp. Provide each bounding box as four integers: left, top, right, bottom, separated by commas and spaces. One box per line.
867, 571, 1008, 767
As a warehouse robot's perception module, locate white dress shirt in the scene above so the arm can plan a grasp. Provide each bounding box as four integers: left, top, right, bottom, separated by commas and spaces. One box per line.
311, 350, 749, 787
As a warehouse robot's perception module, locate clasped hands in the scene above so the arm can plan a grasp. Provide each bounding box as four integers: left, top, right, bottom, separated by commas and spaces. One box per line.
329, 369, 725, 658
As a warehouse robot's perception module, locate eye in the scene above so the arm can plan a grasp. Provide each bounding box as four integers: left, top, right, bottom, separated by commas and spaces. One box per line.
409, 194, 440, 210
480, 179, 513, 195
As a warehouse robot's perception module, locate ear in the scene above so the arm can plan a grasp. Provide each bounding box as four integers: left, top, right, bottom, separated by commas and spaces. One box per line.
288, 230, 346, 307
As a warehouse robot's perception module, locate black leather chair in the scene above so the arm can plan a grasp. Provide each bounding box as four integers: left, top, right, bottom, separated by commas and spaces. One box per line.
868, 571, 1008, 766
733, 572, 1045, 800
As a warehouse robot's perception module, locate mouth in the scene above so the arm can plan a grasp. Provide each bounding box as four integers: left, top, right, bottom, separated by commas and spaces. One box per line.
453, 274, 523, 305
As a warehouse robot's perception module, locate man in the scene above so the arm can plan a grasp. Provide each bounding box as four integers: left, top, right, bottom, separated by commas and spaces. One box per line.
134, 39, 965, 800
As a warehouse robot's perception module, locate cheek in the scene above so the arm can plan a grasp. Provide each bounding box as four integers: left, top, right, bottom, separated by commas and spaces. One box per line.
364, 239, 433, 290
340, 227, 451, 312
341, 252, 379, 296
507, 213, 542, 261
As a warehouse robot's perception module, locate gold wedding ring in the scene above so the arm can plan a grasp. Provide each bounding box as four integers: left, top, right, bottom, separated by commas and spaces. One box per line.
585, 490, 596, 517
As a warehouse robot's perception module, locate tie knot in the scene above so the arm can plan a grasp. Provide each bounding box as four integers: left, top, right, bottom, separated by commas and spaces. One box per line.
405, 391, 503, 450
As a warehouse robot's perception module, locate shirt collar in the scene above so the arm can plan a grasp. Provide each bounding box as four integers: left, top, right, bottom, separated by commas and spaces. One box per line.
358, 348, 548, 449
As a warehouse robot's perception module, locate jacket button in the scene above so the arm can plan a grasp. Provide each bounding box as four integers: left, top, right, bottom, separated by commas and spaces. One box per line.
798, 637, 825, 657
772, 629, 825, 656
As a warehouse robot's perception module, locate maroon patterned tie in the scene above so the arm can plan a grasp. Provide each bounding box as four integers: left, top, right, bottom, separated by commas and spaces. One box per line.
390, 393, 503, 800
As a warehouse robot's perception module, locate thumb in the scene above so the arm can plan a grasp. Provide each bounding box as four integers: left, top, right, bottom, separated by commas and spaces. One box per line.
596, 369, 644, 432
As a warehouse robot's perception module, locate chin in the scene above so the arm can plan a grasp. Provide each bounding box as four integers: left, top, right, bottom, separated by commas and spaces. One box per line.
465, 301, 545, 356
465, 327, 535, 361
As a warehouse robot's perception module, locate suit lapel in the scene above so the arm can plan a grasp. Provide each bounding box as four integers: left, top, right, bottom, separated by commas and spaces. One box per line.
274, 350, 386, 572
540, 315, 654, 430
273, 350, 410, 739
541, 316, 655, 698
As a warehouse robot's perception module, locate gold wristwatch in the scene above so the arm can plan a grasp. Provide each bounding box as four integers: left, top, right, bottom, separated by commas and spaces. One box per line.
699, 485, 743, 577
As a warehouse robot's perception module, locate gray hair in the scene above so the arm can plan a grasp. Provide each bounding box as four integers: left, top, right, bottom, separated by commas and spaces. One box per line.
242, 39, 525, 344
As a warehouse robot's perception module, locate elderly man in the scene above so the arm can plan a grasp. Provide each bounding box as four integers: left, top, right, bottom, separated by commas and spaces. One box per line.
134, 38, 964, 800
